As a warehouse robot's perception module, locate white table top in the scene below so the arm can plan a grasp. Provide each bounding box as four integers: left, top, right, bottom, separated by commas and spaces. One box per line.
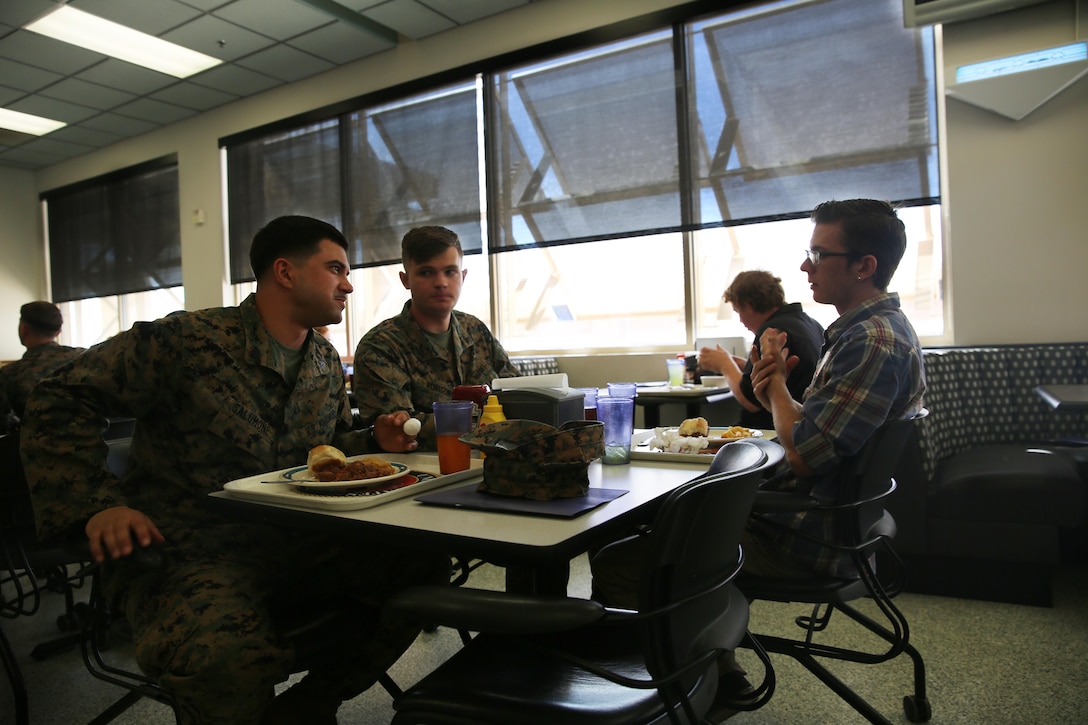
207, 452, 711, 569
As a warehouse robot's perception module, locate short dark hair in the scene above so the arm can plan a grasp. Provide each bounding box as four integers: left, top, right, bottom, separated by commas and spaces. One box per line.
20, 301, 63, 335
401, 226, 462, 267
249, 216, 348, 281
722, 270, 785, 314
810, 199, 906, 291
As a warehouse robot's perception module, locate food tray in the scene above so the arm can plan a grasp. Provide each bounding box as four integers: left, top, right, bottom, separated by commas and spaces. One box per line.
221, 453, 483, 511
630, 429, 775, 464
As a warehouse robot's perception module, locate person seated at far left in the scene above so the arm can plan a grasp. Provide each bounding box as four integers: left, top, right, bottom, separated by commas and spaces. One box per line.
21, 215, 448, 725
0, 300, 84, 433
353, 225, 520, 450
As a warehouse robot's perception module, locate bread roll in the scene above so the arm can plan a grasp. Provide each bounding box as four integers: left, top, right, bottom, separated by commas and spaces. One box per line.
307, 444, 347, 475
678, 417, 709, 437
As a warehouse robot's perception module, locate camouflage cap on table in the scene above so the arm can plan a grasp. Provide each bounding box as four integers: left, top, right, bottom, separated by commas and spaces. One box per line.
459, 419, 604, 500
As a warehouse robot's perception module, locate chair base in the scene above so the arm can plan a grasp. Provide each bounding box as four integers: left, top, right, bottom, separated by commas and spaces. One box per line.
745, 599, 930, 725
391, 626, 716, 725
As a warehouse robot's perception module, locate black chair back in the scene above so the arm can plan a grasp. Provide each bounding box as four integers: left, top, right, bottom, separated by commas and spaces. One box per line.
639, 441, 783, 702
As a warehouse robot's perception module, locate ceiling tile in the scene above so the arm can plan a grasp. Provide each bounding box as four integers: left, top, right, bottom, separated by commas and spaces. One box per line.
9, 95, 101, 124
0, 0, 59, 29
0, 127, 36, 147
69, 0, 203, 35
163, 14, 276, 62
150, 81, 238, 111
286, 21, 395, 65
15, 135, 95, 158
39, 78, 138, 111
173, 0, 234, 10
191, 63, 284, 94
76, 60, 178, 96
0, 30, 105, 76
0, 85, 25, 106
363, 0, 454, 40
0, 145, 67, 168
0, 58, 63, 93
234, 44, 335, 83
112, 97, 197, 124
81, 112, 159, 137
417, 0, 527, 25
213, 0, 334, 41
48, 124, 125, 148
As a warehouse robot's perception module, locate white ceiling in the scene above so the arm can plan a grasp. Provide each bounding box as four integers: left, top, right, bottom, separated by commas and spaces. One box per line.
0, 0, 541, 171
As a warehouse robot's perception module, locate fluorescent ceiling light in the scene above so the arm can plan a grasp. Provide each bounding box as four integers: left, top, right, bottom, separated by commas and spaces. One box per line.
0, 108, 66, 136
26, 6, 222, 78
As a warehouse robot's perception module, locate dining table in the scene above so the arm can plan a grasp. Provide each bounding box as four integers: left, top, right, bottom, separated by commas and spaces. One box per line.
1034, 384, 1088, 411
626, 383, 735, 428
204, 448, 738, 594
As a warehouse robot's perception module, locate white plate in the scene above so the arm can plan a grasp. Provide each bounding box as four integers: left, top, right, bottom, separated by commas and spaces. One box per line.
280, 460, 411, 490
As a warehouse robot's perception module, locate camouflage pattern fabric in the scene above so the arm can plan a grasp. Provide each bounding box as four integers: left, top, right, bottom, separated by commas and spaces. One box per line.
461, 419, 604, 500
0, 342, 83, 428
19, 294, 444, 724
352, 301, 520, 450
111, 526, 448, 725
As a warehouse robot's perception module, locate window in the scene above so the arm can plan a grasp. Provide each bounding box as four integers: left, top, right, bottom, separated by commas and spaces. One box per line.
41, 156, 184, 347
225, 0, 942, 356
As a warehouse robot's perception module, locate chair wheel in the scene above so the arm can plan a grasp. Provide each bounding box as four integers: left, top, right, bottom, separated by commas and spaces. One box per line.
903, 694, 931, 722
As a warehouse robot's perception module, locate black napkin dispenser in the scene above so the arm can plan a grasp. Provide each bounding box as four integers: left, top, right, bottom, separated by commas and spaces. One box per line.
495, 387, 585, 427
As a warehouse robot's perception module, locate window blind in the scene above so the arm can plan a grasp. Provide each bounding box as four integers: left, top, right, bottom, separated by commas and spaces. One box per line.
687, 0, 939, 225
44, 158, 181, 304
345, 82, 482, 266
225, 120, 342, 284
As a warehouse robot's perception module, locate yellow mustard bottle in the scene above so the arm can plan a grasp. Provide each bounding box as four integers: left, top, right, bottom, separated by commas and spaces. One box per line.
477, 395, 507, 459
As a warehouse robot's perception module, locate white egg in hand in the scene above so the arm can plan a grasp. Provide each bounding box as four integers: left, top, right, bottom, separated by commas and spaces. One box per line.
403, 417, 422, 436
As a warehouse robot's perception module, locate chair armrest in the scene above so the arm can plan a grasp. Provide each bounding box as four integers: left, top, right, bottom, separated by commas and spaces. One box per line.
752, 490, 820, 513
387, 585, 607, 635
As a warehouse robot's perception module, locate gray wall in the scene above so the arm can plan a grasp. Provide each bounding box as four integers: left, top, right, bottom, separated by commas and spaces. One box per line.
1, 0, 1086, 362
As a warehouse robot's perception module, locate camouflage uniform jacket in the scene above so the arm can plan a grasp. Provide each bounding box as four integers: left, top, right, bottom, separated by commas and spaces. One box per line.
353, 301, 520, 449
21, 294, 375, 542
0, 342, 84, 422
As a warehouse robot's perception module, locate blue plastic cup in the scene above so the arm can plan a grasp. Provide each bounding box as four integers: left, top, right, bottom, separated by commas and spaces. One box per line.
597, 395, 634, 465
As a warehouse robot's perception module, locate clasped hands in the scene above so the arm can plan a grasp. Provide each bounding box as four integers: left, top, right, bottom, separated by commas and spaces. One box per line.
749, 328, 799, 410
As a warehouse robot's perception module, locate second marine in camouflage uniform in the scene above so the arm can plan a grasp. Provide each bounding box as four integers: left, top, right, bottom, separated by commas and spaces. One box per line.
21, 293, 447, 724
353, 299, 520, 449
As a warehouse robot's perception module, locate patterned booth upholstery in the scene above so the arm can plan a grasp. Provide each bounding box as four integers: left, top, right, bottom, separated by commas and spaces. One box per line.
888, 343, 1088, 606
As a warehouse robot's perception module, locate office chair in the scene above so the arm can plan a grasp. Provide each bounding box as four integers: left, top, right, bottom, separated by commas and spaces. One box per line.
383, 441, 784, 725
737, 410, 932, 724
1, 433, 95, 725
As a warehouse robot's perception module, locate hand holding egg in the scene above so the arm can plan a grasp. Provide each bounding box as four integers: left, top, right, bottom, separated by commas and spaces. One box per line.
403, 417, 422, 436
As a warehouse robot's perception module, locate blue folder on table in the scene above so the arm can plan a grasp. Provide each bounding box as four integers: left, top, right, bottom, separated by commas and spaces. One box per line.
416, 483, 627, 518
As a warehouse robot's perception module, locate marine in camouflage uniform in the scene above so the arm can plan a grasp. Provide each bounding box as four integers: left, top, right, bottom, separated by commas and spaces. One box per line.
0, 340, 83, 428
21, 221, 447, 724
353, 300, 520, 449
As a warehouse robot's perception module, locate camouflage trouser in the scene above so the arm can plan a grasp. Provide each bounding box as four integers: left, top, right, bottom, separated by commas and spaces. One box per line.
104, 523, 449, 725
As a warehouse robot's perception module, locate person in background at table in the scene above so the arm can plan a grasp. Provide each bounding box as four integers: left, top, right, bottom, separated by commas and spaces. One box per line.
0, 300, 84, 433
21, 215, 447, 725
698, 271, 823, 430
593, 199, 926, 722
353, 225, 520, 450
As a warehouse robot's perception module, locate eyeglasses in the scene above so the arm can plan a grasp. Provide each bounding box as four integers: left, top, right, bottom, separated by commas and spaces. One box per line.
804, 248, 856, 266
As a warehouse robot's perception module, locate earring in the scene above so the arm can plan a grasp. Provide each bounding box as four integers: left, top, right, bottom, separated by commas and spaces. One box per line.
857, 276, 862, 281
